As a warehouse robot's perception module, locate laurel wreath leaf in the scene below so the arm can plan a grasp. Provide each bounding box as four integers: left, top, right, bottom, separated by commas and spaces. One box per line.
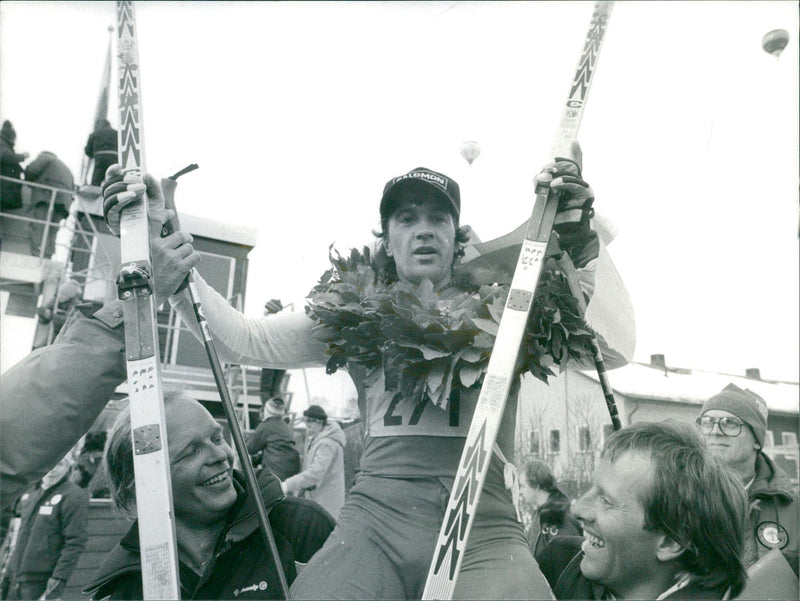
305, 247, 593, 409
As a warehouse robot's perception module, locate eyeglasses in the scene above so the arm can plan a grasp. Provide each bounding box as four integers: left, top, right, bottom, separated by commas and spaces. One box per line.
696, 415, 744, 437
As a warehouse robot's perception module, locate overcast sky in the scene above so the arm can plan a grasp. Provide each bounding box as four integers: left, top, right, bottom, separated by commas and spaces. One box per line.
1, 1, 798, 387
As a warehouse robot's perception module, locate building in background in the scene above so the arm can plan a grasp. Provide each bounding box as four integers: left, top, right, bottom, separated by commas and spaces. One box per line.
516, 354, 799, 499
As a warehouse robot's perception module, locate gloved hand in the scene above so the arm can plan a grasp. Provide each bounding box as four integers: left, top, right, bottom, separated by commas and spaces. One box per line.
102, 165, 201, 303
102, 164, 167, 236
534, 140, 599, 268
264, 299, 284, 315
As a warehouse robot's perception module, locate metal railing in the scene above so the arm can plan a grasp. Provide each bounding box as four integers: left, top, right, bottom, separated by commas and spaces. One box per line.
0, 174, 114, 275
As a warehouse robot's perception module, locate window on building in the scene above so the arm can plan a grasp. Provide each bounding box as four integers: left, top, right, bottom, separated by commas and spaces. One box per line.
530, 430, 540, 456
578, 426, 592, 452
549, 429, 561, 455
765, 430, 775, 448
782, 431, 798, 448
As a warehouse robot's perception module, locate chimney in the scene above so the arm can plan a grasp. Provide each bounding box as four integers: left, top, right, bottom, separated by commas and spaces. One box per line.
745, 368, 761, 380
650, 354, 666, 369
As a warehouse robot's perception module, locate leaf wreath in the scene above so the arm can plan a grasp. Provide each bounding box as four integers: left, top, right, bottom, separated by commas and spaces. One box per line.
305, 246, 594, 410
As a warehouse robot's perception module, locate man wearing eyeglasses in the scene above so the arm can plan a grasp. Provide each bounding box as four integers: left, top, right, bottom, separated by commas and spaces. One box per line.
697, 384, 798, 572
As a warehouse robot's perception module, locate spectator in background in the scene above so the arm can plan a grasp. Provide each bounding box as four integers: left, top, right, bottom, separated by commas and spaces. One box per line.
548, 420, 747, 600
23, 151, 74, 257
246, 396, 301, 483
70, 431, 108, 496
2, 456, 88, 601
282, 405, 346, 520
520, 460, 582, 560
83, 119, 117, 187
697, 383, 799, 571
0, 120, 28, 211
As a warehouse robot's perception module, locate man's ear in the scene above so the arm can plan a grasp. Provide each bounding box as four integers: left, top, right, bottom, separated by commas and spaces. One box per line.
655, 533, 685, 563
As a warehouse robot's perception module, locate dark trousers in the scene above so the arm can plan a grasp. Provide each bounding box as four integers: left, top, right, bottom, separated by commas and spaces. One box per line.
91, 155, 116, 186
28, 202, 68, 258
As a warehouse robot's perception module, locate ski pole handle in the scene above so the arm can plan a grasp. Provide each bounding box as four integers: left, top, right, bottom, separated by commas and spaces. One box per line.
159, 165, 198, 293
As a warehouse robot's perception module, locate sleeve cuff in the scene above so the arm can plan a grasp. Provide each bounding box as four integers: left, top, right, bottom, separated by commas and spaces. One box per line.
90, 299, 125, 329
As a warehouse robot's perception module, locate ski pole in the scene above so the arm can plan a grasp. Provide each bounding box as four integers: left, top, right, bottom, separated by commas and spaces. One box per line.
422, 3, 615, 598
554, 252, 622, 430
160, 167, 291, 600
114, 2, 181, 598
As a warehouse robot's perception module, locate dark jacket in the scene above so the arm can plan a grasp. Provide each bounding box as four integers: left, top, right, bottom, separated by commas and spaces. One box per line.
246, 416, 301, 481
747, 453, 799, 569
84, 127, 118, 159
83, 472, 335, 600
0, 132, 25, 209
547, 540, 731, 600
527, 488, 583, 559
8, 475, 88, 584
84, 126, 118, 186
24, 151, 74, 209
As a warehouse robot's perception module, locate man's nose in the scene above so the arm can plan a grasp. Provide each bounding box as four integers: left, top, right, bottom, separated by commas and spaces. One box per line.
207, 442, 230, 463
708, 420, 726, 435
572, 493, 592, 522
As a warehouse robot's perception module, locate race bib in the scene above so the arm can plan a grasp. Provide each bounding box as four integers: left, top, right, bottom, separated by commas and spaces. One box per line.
367, 386, 476, 438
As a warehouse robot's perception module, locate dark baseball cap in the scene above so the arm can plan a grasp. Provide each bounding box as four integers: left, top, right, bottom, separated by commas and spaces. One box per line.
380, 167, 460, 220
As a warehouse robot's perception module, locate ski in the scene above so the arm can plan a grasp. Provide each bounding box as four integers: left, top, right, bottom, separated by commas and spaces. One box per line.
422, 3, 615, 599
115, 2, 181, 598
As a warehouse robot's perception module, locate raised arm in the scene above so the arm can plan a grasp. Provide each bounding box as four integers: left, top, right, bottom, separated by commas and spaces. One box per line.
0, 303, 126, 506
169, 275, 327, 369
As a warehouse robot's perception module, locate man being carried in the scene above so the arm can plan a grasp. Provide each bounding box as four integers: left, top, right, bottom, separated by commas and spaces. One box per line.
105, 142, 635, 599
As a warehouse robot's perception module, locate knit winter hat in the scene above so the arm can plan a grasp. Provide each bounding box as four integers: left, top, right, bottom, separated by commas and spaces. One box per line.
700, 383, 768, 446
1, 120, 16, 142
303, 404, 328, 423
263, 397, 285, 417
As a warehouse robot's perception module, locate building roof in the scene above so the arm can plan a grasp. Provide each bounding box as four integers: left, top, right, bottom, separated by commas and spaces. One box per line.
582, 362, 798, 416
78, 192, 258, 247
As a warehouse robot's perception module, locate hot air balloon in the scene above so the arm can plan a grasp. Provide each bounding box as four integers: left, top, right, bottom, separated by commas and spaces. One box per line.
762, 29, 789, 58
460, 141, 481, 165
